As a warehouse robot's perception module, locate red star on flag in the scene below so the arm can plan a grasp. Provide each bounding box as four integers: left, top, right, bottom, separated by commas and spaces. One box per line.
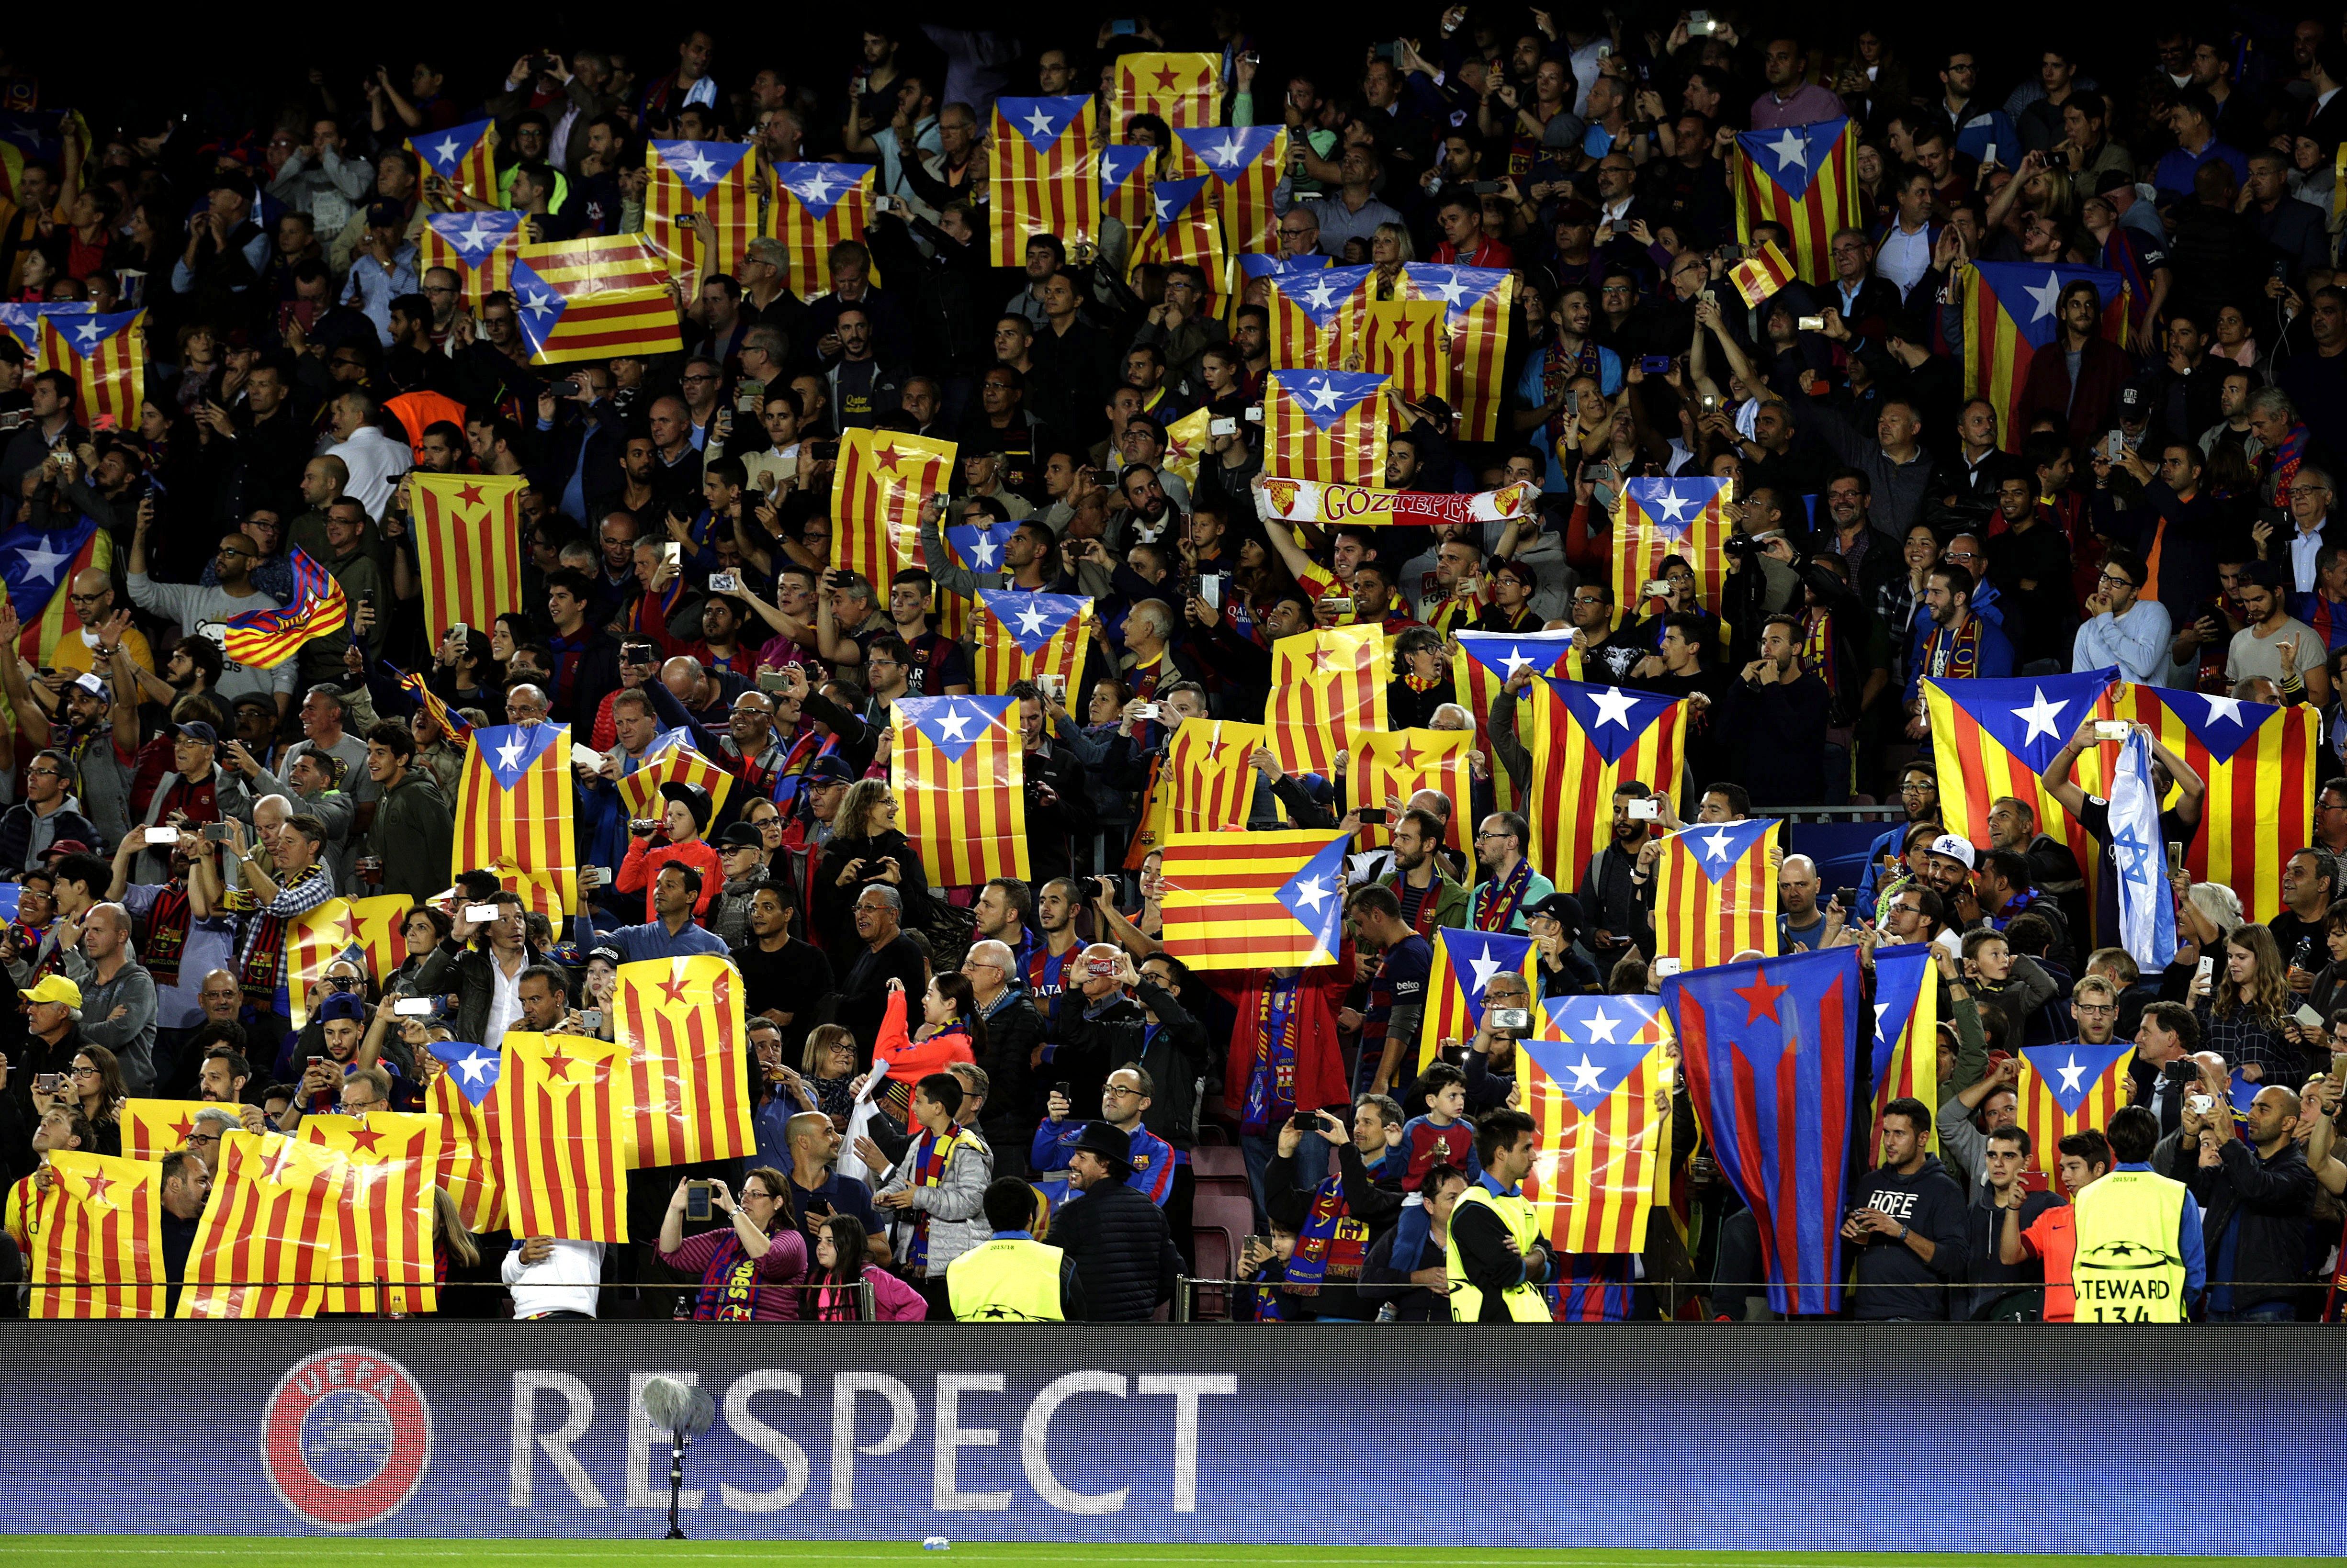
346, 1124, 385, 1154
167, 1116, 194, 1142
541, 1046, 577, 1080
1390, 739, 1423, 773
457, 482, 486, 507
1152, 65, 1183, 92
80, 1169, 115, 1204
1307, 643, 1332, 675
1733, 972, 1790, 1025
658, 968, 693, 1007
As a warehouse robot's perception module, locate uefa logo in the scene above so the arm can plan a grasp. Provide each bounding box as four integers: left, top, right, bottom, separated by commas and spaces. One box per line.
259, 1346, 434, 1530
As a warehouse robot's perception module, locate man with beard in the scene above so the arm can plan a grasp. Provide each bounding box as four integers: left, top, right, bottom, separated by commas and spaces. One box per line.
1902, 563, 2014, 739
729, 881, 832, 1057
1373, 808, 1471, 939
970, 880, 1035, 973
128, 522, 296, 718
1023, 878, 1086, 1038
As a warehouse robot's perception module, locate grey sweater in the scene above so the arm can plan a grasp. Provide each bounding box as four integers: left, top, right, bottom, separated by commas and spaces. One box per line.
59, 950, 158, 1094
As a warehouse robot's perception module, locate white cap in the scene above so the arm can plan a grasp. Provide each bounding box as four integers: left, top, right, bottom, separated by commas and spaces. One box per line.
1926, 833, 1977, 872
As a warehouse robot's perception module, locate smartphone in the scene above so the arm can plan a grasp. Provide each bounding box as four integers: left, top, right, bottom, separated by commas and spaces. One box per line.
1627, 797, 1661, 821
447, 620, 472, 645
582, 1008, 604, 1032
735, 379, 765, 413
1129, 703, 1160, 723
811, 440, 841, 459
2294, 1003, 2327, 1029
1565, 390, 1580, 417
1317, 595, 1351, 614
2104, 431, 2126, 460
872, 194, 898, 213
622, 641, 657, 665
2186, 1093, 2216, 1116
1640, 355, 1673, 373
1642, 579, 1671, 599
2017, 1167, 2050, 1194
1797, 315, 1826, 332
1358, 806, 1390, 826
1487, 1007, 1533, 1032
685, 1179, 712, 1222
144, 825, 181, 846
710, 571, 742, 594
2166, 841, 2183, 873
393, 997, 435, 1017
1244, 407, 1263, 423
1110, 19, 1138, 35
1038, 673, 1064, 700
1287, 1110, 1320, 1131
2093, 720, 2130, 741
202, 822, 234, 842
1652, 957, 1684, 978
1980, 143, 1998, 171
1701, 393, 1720, 411
1688, 10, 1714, 34
1834, 886, 1858, 910
2195, 954, 2216, 985
1051, 1081, 1072, 1106
1209, 416, 1238, 437
545, 379, 581, 398
759, 669, 793, 692
2330, 1049, 2347, 1082
34, 1073, 60, 1094
1197, 572, 1224, 610
1242, 1233, 1268, 1258
662, 542, 682, 569
463, 903, 502, 922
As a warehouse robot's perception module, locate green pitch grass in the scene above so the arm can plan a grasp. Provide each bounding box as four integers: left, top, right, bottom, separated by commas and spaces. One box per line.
0, 1543, 2313, 1568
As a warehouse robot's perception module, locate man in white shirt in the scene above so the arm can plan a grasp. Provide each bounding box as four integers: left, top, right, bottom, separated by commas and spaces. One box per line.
320, 389, 413, 519
2263, 463, 2338, 593
2072, 546, 2172, 682
1874, 170, 1938, 297
503, 1237, 606, 1320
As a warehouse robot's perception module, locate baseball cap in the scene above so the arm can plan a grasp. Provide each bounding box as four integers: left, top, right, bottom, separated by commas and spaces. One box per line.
320, 992, 367, 1024
588, 945, 624, 968
172, 720, 220, 745
803, 755, 855, 785
23, 974, 83, 1007
41, 840, 92, 861
717, 821, 765, 850
1523, 892, 1585, 933
1925, 833, 1977, 872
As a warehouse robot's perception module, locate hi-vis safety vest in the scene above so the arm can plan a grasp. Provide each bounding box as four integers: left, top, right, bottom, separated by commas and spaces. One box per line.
2070, 1168, 2189, 1322
947, 1236, 1068, 1322
1446, 1182, 1549, 1322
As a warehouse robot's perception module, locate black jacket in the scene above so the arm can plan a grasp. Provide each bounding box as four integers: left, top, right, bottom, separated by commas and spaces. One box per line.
971, 989, 1042, 1162
1845, 1153, 1969, 1320
410, 940, 555, 1046
2190, 1137, 2321, 1313
1056, 977, 1206, 1150
1047, 1177, 1183, 1321
1019, 737, 1092, 888
812, 829, 933, 955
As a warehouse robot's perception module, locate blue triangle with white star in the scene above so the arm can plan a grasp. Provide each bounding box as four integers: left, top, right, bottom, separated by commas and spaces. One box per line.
1519, 1032, 1655, 1114
1867, 943, 1933, 1086
900, 694, 1013, 765
1675, 817, 1775, 885
1546, 677, 1678, 765
1623, 476, 1724, 542
997, 96, 1086, 156
1151, 174, 1214, 225
1176, 124, 1285, 179
1281, 265, 1372, 327
54, 309, 138, 358
1975, 263, 2127, 352
474, 722, 563, 789
427, 209, 521, 259
1100, 146, 1151, 194
1436, 928, 1535, 1028
2147, 687, 2277, 766
771, 160, 866, 217
652, 139, 752, 199
947, 521, 1019, 576
1275, 369, 1388, 430
1409, 263, 1508, 315
981, 591, 1085, 654
1735, 116, 1849, 201
1274, 835, 1351, 954
2020, 1040, 2135, 1118
1932, 668, 2117, 776
1456, 630, 1576, 685
427, 1038, 502, 1105
503, 259, 569, 355
415, 118, 493, 178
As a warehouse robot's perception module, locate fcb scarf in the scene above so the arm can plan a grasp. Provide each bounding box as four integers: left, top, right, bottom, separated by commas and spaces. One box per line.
2270, 423, 2311, 512
2325, 1211, 2347, 1322
900, 1121, 964, 1274
237, 911, 290, 1007
1924, 615, 1983, 682
692, 1231, 766, 1322
139, 883, 194, 989
1801, 608, 1838, 693
1241, 977, 1302, 1135
1542, 334, 1599, 447
1283, 1176, 1371, 1298
1395, 873, 1443, 940
1472, 856, 1534, 932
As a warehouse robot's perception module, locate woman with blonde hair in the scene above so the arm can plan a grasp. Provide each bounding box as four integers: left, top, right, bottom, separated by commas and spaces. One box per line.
812, 779, 932, 950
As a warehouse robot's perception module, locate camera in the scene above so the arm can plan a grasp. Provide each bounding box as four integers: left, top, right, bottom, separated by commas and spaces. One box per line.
546, 379, 581, 397
1487, 1007, 1532, 1032
758, 669, 795, 692
1288, 1110, 1320, 1131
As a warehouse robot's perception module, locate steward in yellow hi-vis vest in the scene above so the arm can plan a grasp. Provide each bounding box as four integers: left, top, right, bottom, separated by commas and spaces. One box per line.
2071, 1168, 2190, 1322
1445, 1110, 1553, 1321
947, 1175, 1085, 1321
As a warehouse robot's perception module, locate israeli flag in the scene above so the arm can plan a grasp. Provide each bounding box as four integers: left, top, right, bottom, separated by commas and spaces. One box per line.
2108, 728, 2178, 972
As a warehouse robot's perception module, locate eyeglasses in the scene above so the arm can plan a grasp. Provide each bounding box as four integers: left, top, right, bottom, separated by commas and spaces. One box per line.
185, 1132, 220, 1147
681, 372, 718, 383
216, 546, 252, 559
2075, 1002, 2118, 1016
1103, 1085, 1143, 1099
1898, 781, 1933, 795
69, 1064, 100, 1077
2096, 571, 2136, 588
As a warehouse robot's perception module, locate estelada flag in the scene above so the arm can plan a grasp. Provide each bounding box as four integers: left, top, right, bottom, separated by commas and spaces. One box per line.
1098, 144, 1156, 233
619, 728, 736, 827
932, 515, 1013, 642
1520, 997, 1671, 1254
991, 96, 1099, 266
1173, 124, 1286, 262
1726, 238, 1799, 307
1452, 629, 1580, 812
1360, 299, 1448, 407
120, 1098, 224, 1161
283, 898, 358, 1029
971, 590, 1092, 698
893, 694, 1028, 886
1923, 667, 2119, 921
1614, 476, 1735, 615
616, 954, 754, 1169
1866, 943, 1941, 1162
454, 722, 578, 917
1265, 621, 1388, 777
178, 1131, 348, 1319
1350, 728, 1471, 867
1524, 678, 1688, 896
425, 1038, 505, 1233
2016, 1041, 2137, 1187
1653, 817, 1780, 971
1417, 927, 1538, 1074
1130, 717, 1267, 859
510, 234, 682, 364
1160, 829, 1350, 970
1267, 265, 1373, 369
419, 209, 523, 308
1962, 262, 2130, 453
1732, 116, 1860, 287
299, 1111, 443, 1315
834, 428, 955, 584
2110, 684, 2319, 922
1113, 52, 1221, 131
1665, 945, 1862, 1316
2, 511, 109, 667
643, 139, 758, 288
1263, 370, 1389, 485
1126, 174, 1224, 301
410, 117, 498, 208
767, 162, 878, 296
410, 472, 526, 650
27, 1151, 165, 1319
1160, 406, 1213, 488
1399, 265, 1513, 441
499, 1032, 632, 1242
345, 893, 412, 984
40, 307, 145, 431
218, 546, 348, 669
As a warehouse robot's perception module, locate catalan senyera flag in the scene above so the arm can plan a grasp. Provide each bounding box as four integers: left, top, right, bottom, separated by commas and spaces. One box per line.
991, 96, 1099, 265
1265, 621, 1388, 778
1161, 829, 1350, 970
27, 1152, 164, 1319
893, 694, 1028, 886
419, 210, 523, 307
1653, 817, 1780, 971
299, 1111, 443, 1315
178, 1131, 347, 1319
834, 428, 955, 584
1399, 265, 1513, 441
1524, 678, 1689, 894
1350, 728, 1471, 865
384, 660, 472, 746
410, 472, 526, 650
1126, 174, 1224, 299
120, 1098, 224, 1161
411, 118, 498, 208
1962, 262, 2131, 453
41, 308, 145, 431
1174, 125, 1286, 265
1726, 238, 1799, 308
1418, 927, 1538, 1074
499, 1032, 633, 1243
426, 1038, 504, 1233
345, 893, 412, 985
616, 954, 754, 1170
1732, 115, 1861, 287
283, 898, 357, 1030
1453, 630, 1581, 812
1664, 945, 1862, 1316
1614, 476, 1735, 615
1268, 265, 1373, 369
643, 139, 758, 289
454, 722, 578, 918
218, 546, 347, 669
1923, 668, 2119, 920
1867, 944, 1941, 1163
1099, 144, 1156, 233
2110, 684, 2319, 921
618, 728, 737, 825
1521, 998, 1670, 1254
1114, 52, 1221, 131
1360, 299, 1448, 406
510, 234, 682, 364
1263, 370, 1389, 485
767, 162, 877, 295
2016, 1041, 2137, 1187
972, 590, 1093, 698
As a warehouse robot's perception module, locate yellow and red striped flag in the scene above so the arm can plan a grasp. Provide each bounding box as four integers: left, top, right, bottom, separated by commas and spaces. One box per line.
1524, 677, 1689, 895
345, 893, 414, 985
411, 118, 498, 209
218, 547, 348, 670
510, 234, 682, 365
1360, 298, 1448, 407
1866, 944, 1941, 1162
833, 427, 955, 584
299, 1111, 443, 1315
0, 301, 79, 370
1732, 116, 1862, 286
284, 898, 359, 1030
616, 954, 754, 1170
2015, 1041, 2137, 1187
498, 1032, 633, 1242
1399, 264, 1513, 441
644, 139, 759, 289
3, 1170, 36, 1253
1113, 53, 1222, 131
1923, 669, 2119, 922
410, 472, 526, 650
990, 96, 1100, 266
41, 308, 145, 431
1350, 728, 1472, 867
1653, 818, 1780, 971
28, 1152, 165, 1319
1417, 927, 1539, 1074
1726, 238, 1799, 307
385, 661, 473, 746
1268, 265, 1373, 368
2110, 683, 2319, 922
1265, 622, 1388, 778
1098, 145, 1156, 233
1160, 829, 1351, 971
424, 1038, 505, 1233
178, 1131, 347, 1319
1522, 997, 1670, 1254
453, 723, 578, 918
1962, 263, 2131, 453
1125, 174, 1224, 302
419, 210, 523, 307
1452, 630, 1581, 813
1263, 370, 1389, 485
1613, 476, 1736, 616
1128, 718, 1268, 861
618, 730, 736, 829
1174, 125, 1287, 263
120, 1098, 226, 1161
892, 694, 1028, 886
1160, 406, 1212, 489
767, 162, 877, 296
971, 590, 1092, 697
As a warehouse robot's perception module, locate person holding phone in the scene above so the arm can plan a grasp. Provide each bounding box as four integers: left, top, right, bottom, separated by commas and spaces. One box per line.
655, 1167, 807, 1322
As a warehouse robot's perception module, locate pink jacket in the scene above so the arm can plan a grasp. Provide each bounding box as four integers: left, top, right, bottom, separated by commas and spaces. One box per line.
794, 1266, 930, 1322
